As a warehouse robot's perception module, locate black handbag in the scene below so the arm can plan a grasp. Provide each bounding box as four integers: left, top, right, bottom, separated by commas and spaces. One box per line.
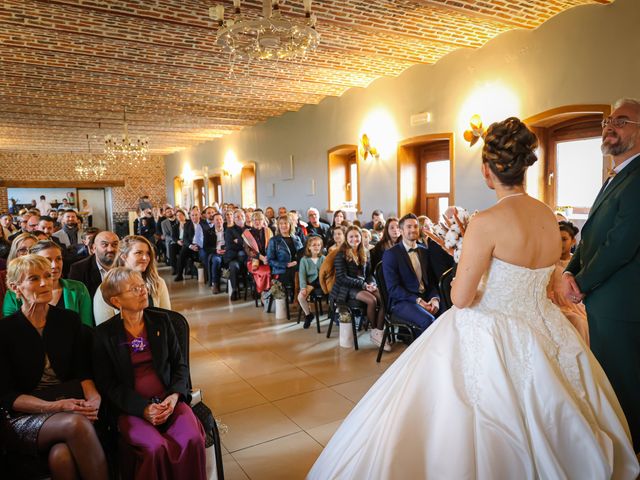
191, 401, 216, 448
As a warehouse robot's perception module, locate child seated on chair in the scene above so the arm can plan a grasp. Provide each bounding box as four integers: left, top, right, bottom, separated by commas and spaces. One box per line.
298, 235, 325, 329
547, 221, 589, 345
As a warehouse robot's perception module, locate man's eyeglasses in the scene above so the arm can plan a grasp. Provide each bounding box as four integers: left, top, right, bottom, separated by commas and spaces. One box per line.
601, 117, 640, 129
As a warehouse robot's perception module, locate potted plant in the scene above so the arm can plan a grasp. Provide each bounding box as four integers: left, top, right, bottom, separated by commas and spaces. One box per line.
269, 280, 287, 319
338, 307, 354, 348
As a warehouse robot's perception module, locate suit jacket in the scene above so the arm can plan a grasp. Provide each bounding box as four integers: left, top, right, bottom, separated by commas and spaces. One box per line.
566, 154, 640, 319
92, 309, 190, 418
68, 254, 103, 300
382, 242, 439, 312
0, 306, 90, 412
224, 225, 248, 262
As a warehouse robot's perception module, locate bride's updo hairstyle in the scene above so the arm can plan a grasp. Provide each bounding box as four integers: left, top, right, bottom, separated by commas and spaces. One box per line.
482, 117, 538, 186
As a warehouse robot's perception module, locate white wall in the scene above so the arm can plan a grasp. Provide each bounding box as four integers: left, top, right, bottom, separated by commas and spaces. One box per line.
165, 0, 640, 220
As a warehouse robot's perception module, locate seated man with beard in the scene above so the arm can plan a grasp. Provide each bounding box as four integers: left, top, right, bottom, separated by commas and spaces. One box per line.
68, 231, 120, 309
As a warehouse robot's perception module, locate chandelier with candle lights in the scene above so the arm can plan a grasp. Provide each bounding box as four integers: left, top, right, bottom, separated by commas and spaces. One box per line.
210, 0, 319, 62
104, 107, 149, 168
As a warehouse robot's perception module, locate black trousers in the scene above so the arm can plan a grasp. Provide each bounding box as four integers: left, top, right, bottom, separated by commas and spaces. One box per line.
227, 252, 247, 290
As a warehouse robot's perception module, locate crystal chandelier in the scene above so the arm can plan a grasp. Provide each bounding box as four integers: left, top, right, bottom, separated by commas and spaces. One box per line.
210, 0, 319, 61
104, 107, 149, 168
75, 134, 107, 181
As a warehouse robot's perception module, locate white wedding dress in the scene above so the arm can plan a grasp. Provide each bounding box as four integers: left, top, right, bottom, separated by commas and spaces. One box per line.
308, 258, 639, 479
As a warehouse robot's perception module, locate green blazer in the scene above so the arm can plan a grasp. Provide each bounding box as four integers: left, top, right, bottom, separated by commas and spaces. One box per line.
566, 153, 640, 319
2, 278, 93, 328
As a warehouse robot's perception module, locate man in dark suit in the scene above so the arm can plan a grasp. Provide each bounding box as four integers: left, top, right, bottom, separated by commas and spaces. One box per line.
563, 98, 640, 453
202, 211, 226, 294
382, 213, 440, 333
224, 209, 248, 300
69, 230, 120, 300
160, 207, 177, 269
174, 207, 204, 282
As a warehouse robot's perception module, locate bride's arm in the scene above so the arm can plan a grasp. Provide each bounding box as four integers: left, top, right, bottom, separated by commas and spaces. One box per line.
451, 213, 494, 308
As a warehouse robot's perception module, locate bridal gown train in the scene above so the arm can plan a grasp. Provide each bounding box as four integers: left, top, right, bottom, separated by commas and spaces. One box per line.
308, 258, 640, 479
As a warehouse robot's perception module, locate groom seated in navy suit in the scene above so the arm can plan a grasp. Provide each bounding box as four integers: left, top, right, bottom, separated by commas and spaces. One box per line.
382, 213, 440, 333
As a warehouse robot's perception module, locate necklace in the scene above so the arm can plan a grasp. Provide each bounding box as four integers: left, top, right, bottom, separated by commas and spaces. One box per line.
497, 192, 526, 203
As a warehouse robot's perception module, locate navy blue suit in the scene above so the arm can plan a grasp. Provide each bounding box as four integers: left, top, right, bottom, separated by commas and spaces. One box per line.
382, 242, 440, 331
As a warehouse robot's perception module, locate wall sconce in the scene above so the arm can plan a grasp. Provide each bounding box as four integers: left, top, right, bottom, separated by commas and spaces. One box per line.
463, 114, 486, 147
222, 151, 242, 177
359, 133, 379, 161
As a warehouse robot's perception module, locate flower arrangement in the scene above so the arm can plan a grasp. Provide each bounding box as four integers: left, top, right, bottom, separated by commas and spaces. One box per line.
427, 206, 475, 263
337, 306, 352, 324
269, 280, 286, 300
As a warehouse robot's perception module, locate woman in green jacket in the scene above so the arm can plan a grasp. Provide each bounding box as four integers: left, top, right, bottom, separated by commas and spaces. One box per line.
2, 240, 93, 327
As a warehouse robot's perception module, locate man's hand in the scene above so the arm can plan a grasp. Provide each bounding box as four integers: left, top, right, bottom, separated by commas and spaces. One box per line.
189, 244, 199, 252
561, 272, 585, 304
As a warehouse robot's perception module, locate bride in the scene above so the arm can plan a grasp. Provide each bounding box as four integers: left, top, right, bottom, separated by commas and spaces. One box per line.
308, 117, 639, 479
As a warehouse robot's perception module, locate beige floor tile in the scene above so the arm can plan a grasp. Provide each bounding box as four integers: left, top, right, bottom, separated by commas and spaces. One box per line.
221, 454, 250, 480
220, 403, 301, 452
191, 359, 244, 387
331, 374, 381, 403
273, 388, 354, 430
305, 419, 344, 447
206, 379, 268, 415
232, 431, 322, 480
244, 368, 325, 401
221, 350, 294, 379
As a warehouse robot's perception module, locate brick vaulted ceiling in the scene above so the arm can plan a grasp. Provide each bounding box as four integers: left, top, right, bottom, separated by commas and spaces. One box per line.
0, 0, 610, 155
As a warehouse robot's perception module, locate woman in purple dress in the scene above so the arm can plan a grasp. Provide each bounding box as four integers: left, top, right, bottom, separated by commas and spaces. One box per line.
92, 267, 206, 480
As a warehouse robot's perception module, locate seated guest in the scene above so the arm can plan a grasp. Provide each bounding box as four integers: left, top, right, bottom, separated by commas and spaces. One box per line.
547, 221, 590, 345
382, 214, 441, 335
328, 225, 346, 253
53, 210, 82, 249
326, 210, 347, 246
298, 235, 325, 328
77, 227, 101, 258
330, 226, 388, 350
364, 209, 384, 230
26, 213, 41, 233
243, 211, 273, 296
160, 206, 177, 267
94, 235, 171, 325
0, 224, 11, 262
361, 228, 373, 253
370, 216, 400, 269
278, 206, 288, 217
224, 209, 248, 300
290, 210, 308, 243
169, 208, 188, 275
47, 209, 61, 231
417, 215, 455, 280
93, 268, 206, 480
69, 231, 120, 300
205, 212, 226, 294
223, 209, 234, 230
3, 241, 93, 327
306, 207, 330, 245
267, 214, 303, 290
37, 216, 59, 242
1, 213, 18, 239
174, 207, 204, 282
264, 206, 277, 229
0, 255, 108, 479
7, 232, 38, 262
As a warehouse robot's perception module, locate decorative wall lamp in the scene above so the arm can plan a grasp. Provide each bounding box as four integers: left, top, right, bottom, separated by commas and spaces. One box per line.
222, 152, 242, 177
463, 114, 486, 146
359, 133, 379, 161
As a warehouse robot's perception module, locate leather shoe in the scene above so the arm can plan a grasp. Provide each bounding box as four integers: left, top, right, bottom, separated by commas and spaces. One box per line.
174, 275, 184, 282
303, 313, 315, 329
211, 284, 220, 294
230, 291, 239, 301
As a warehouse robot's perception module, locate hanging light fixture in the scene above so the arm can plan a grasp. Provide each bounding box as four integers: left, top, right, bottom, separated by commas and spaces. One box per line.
104, 106, 149, 168
210, 0, 319, 62
75, 134, 107, 181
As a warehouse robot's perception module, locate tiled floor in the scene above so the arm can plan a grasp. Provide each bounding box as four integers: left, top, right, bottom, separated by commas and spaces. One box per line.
166, 270, 406, 480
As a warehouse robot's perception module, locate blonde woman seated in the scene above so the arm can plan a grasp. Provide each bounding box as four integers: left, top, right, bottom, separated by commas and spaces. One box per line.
94, 235, 170, 325
547, 221, 589, 345
243, 211, 273, 295
7, 232, 38, 262
3, 240, 93, 327
92, 268, 206, 480
1, 255, 107, 479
